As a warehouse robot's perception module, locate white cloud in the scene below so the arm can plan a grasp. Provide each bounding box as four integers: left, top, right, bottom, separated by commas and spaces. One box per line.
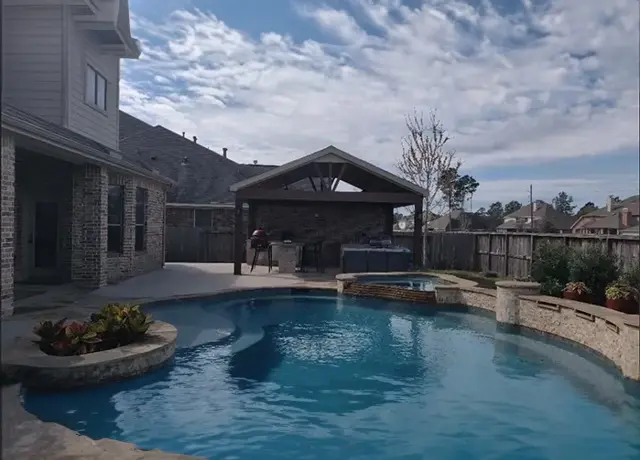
121, 0, 639, 204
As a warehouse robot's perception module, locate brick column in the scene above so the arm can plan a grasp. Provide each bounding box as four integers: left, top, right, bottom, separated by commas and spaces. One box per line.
122, 177, 136, 275
71, 164, 108, 288
1, 132, 16, 317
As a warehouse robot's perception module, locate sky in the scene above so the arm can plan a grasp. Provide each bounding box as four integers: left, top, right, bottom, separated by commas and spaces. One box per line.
123, 0, 640, 211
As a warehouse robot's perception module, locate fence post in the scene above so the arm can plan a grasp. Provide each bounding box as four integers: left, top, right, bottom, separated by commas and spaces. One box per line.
488, 233, 493, 273
529, 234, 536, 277
503, 233, 509, 277
471, 233, 478, 271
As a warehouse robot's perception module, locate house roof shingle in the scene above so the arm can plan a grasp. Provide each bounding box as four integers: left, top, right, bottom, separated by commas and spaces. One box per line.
498, 201, 576, 231
119, 122, 255, 203
573, 196, 640, 230
2, 104, 173, 184
118, 111, 328, 203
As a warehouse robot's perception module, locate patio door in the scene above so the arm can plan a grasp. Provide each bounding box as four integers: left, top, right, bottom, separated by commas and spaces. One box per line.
34, 202, 58, 269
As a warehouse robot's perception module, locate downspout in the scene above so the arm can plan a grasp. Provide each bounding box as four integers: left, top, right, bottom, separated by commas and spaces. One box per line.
162, 188, 167, 268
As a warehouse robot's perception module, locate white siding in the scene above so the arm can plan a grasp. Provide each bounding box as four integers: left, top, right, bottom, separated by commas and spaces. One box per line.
2, 6, 64, 124
66, 21, 120, 150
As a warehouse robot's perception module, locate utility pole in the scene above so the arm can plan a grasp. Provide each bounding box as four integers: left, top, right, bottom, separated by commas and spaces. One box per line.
529, 184, 534, 231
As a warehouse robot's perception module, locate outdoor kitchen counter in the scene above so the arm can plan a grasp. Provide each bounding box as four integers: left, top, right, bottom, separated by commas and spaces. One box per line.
245, 240, 304, 268
340, 244, 412, 273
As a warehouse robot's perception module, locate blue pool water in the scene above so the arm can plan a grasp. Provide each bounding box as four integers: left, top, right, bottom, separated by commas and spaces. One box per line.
24, 293, 640, 460
359, 275, 440, 291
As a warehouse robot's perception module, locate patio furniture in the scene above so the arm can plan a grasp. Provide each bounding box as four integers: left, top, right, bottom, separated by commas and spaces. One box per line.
340, 244, 412, 273
250, 229, 273, 273
301, 240, 324, 273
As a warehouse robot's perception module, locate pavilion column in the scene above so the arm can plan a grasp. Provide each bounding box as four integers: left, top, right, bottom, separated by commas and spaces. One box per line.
247, 200, 256, 236
413, 200, 423, 268
233, 197, 244, 275
383, 205, 394, 236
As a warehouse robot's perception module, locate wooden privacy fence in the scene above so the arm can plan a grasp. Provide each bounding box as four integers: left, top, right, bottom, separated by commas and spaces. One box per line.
166, 227, 243, 263
393, 231, 640, 278
166, 227, 639, 276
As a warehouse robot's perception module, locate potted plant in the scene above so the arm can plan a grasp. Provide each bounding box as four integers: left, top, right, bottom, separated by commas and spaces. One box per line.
605, 282, 639, 314
563, 282, 591, 303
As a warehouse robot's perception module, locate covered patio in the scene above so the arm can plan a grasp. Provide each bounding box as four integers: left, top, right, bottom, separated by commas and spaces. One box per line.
229, 146, 425, 275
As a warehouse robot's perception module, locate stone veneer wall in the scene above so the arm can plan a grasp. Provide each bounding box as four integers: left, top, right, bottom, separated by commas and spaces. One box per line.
107, 173, 167, 284
1, 132, 16, 317
459, 282, 639, 381
336, 273, 639, 381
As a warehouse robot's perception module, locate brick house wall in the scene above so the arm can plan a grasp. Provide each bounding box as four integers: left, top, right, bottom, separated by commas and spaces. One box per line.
106, 173, 166, 284
1, 132, 16, 317
1, 137, 167, 316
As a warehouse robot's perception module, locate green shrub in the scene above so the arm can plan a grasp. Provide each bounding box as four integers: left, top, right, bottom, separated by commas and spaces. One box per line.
605, 281, 635, 300
531, 242, 574, 296
568, 247, 619, 303
621, 262, 640, 296
540, 278, 565, 297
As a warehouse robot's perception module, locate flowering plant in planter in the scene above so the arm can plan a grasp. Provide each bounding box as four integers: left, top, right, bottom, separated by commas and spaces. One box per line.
605, 282, 639, 314
562, 282, 591, 302
33, 304, 153, 357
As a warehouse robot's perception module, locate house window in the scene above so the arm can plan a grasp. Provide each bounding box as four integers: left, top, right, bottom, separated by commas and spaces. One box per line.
135, 188, 147, 251
194, 209, 212, 228
85, 65, 107, 111
108, 185, 124, 252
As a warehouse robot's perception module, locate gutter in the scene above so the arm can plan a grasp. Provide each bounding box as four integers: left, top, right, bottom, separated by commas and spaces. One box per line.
167, 202, 249, 209
2, 118, 175, 186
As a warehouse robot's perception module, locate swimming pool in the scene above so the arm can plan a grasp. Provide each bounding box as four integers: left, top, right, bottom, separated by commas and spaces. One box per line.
358, 274, 441, 291
24, 292, 640, 460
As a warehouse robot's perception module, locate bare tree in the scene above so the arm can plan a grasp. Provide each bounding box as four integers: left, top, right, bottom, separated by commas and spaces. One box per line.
397, 109, 460, 266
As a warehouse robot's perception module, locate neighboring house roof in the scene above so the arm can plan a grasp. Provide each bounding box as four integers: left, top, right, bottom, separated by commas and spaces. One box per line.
572, 195, 640, 230
2, 104, 173, 185
620, 224, 640, 236
498, 201, 576, 231
229, 145, 428, 196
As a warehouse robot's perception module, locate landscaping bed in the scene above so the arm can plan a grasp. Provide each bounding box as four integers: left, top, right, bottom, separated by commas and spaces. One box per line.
530, 242, 640, 314
33, 304, 153, 356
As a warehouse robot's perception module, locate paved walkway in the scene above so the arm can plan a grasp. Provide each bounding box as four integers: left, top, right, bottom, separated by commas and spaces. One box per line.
3, 263, 337, 345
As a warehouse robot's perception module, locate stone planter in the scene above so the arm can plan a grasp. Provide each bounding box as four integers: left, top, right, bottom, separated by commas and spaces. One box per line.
2, 321, 177, 390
